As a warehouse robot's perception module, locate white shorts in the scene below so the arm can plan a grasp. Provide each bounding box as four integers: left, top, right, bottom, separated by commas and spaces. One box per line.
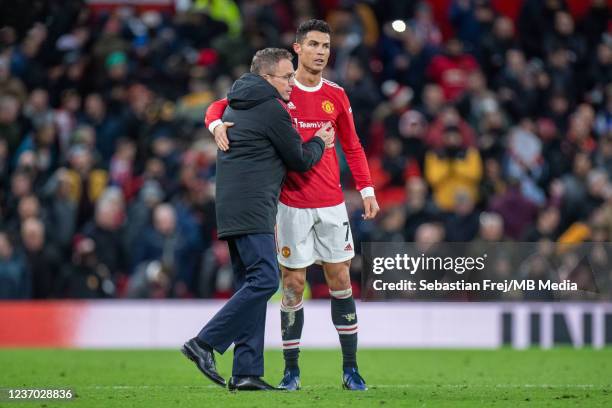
276, 202, 355, 268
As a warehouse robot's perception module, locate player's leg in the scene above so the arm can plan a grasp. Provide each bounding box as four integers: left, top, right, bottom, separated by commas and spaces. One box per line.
275, 203, 315, 390
322, 261, 359, 369
315, 203, 366, 390
323, 261, 366, 390
278, 265, 306, 390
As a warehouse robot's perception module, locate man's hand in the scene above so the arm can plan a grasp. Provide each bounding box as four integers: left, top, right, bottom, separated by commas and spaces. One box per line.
315, 121, 335, 148
362, 196, 380, 220
213, 122, 234, 151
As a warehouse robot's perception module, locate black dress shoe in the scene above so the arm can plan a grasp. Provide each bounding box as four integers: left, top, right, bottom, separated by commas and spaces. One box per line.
228, 376, 278, 391
181, 338, 226, 387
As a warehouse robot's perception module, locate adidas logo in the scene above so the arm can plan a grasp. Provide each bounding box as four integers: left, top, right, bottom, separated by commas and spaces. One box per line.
287, 102, 296, 109
344, 243, 353, 251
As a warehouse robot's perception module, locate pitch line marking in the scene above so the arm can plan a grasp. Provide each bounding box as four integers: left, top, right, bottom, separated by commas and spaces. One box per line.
81, 384, 609, 390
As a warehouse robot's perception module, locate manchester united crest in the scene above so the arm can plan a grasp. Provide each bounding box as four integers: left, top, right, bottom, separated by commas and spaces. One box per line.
281, 246, 291, 258
322, 100, 334, 114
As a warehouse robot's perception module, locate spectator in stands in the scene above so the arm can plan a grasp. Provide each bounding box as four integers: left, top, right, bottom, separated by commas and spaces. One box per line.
543, 11, 587, 68
523, 206, 561, 241
370, 206, 406, 242
559, 151, 593, 231
403, 177, 440, 241
427, 37, 479, 101
456, 70, 501, 132
64, 145, 108, 228
444, 190, 480, 242
0, 231, 28, 299
81, 187, 127, 279
20, 217, 62, 298
517, 0, 567, 59
14, 120, 59, 181
479, 157, 506, 208
418, 83, 445, 122
489, 179, 538, 240
4, 170, 34, 225
505, 120, 547, 205
58, 236, 115, 299
394, 25, 437, 98
42, 168, 77, 252
54, 89, 81, 155
449, 0, 496, 53
124, 180, 164, 254
475, 211, 505, 242
342, 57, 380, 147
479, 16, 517, 79
0, 94, 25, 156
0, 56, 26, 104
595, 134, 612, 179
409, 1, 442, 48
81, 93, 126, 165
425, 124, 483, 211
131, 203, 203, 297
5, 194, 42, 240
425, 105, 477, 149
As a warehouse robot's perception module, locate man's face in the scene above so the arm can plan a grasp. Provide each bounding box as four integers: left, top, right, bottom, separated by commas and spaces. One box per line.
264, 58, 295, 102
444, 130, 462, 147
21, 222, 44, 252
293, 31, 331, 74
446, 38, 463, 57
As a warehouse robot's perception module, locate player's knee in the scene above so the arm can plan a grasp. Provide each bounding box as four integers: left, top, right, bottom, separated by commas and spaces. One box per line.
333, 275, 351, 291
326, 261, 352, 290
282, 276, 305, 306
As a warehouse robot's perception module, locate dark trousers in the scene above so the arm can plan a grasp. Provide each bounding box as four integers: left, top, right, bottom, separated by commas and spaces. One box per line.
197, 233, 279, 376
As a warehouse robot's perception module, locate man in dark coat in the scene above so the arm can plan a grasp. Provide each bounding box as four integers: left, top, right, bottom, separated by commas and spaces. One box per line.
182, 48, 334, 391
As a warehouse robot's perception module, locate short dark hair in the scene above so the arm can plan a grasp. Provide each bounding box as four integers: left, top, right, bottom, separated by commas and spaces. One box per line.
295, 19, 331, 44
250, 48, 293, 75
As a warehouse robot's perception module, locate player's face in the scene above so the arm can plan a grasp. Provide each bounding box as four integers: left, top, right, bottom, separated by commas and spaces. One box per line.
294, 31, 331, 73
265, 58, 295, 102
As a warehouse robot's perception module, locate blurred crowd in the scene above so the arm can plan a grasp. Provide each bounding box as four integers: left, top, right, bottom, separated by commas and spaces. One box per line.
0, 0, 610, 300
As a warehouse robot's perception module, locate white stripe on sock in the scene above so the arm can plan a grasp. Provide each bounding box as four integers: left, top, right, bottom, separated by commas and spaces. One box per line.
334, 324, 358, 330
337, 328, 358, 335
282, 339, 301, 349
280, 300, 303, 312
329, 288, 352, 299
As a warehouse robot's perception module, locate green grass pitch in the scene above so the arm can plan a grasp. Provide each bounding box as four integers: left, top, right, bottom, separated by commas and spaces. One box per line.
1, 348, 611, 407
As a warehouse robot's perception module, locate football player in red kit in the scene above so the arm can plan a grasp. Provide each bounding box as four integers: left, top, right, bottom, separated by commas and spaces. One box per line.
205, 19, 379, 391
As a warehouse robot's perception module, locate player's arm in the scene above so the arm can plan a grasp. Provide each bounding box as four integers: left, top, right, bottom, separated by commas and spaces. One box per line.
336, 92, 380, 220
266, 100, 331, 172
205, 98, 233, 151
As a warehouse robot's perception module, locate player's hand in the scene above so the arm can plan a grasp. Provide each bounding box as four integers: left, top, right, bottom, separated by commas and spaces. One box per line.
315, 121, 335, 148
362, 196, 380, 220
213, 121, 234, 151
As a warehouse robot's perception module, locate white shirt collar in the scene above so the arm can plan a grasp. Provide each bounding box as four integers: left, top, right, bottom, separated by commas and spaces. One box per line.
294, 78, 323, 92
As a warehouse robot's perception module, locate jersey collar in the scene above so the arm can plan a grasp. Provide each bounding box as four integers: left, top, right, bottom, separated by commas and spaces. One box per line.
294, 78, 323, 92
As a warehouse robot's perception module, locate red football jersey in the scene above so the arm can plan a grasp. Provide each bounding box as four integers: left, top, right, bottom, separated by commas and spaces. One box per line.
206, 78, 373, 209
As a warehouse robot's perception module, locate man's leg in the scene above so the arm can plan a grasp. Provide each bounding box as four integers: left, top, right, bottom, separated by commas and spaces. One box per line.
322, 261, 358, 370
229, 234, 279, 378
280, 265, 306, 373
197, 234, 279, 360
232, 298, 267, 376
